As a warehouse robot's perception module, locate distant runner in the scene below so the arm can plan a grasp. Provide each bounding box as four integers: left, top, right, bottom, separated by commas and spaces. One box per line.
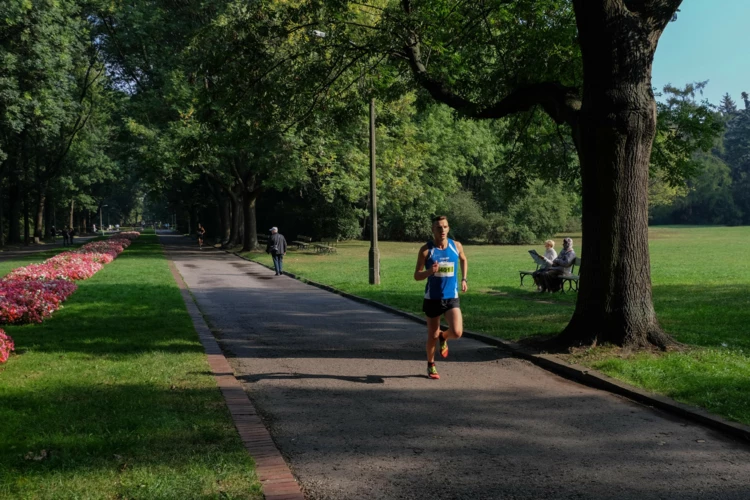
414, 216, 468, 380
197, 223, 206, 250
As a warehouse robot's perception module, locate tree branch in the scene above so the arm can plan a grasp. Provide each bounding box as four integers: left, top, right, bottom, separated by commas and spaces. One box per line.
402, 35, 580, 125
622, 0, 683, 27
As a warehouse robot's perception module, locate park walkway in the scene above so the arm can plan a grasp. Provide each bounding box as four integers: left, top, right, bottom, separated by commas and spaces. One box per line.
161, 234, 750, 500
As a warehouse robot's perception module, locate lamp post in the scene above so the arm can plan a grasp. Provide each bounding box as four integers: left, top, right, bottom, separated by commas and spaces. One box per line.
310, 29, 379, 284
100, 205, 107, 235
368, 98, 380, 285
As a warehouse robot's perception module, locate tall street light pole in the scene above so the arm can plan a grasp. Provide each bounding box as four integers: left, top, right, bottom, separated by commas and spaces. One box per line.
100, 205, 107, 235
369, 98, 380, 285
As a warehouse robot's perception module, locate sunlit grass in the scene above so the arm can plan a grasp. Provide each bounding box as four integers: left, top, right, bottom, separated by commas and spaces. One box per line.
0, 235, 261, 499
242, 226, 750, 425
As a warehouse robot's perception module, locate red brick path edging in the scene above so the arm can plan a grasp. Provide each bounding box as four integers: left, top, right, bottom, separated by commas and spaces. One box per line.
166, 252, 305, 500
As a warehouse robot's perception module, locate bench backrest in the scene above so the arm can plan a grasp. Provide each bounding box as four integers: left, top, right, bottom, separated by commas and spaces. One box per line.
296, 235, 312, 242
571, 257, 581, 275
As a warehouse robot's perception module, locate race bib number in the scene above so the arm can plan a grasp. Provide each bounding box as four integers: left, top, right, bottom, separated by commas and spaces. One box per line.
434, 260, 454, 278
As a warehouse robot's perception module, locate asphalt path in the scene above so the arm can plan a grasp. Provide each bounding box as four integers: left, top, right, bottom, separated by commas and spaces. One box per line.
161, 234, 750, 500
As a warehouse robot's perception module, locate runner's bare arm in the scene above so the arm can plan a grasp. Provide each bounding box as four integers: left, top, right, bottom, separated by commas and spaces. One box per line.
457, 241, 468, 292
414, 245, 438, 281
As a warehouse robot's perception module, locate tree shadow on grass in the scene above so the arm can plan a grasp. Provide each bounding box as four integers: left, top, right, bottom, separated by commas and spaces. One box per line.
3, 282, 204, 358
652, 283, 750, 349
0, 383, 260, 498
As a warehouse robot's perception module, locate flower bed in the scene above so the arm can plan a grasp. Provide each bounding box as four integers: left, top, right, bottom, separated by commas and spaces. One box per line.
0, 232, 140, 327
0, 279, 78, 324
6, 254, 103, 281
0, 329, 14, 363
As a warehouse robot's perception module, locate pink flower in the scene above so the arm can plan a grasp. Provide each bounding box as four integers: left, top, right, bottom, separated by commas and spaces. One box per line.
0, 329, 14, 363
0, 232, 139, 326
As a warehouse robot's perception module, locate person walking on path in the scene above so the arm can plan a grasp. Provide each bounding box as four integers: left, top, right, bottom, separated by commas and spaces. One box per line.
266, 227, 287, 275
414, 216, 468, 380
197, 224, 206, 250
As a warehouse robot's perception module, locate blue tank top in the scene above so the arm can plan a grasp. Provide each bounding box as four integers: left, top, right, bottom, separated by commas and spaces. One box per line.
424, 239, 460, 300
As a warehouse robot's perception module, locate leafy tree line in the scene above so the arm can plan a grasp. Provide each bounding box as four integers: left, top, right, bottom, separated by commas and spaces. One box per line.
1, 0, 726, 351
0, 0, 143, 244
651, 91, 750, 225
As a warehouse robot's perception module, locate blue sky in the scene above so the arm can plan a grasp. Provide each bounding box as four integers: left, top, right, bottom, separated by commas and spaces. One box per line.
652, 1, 749, 106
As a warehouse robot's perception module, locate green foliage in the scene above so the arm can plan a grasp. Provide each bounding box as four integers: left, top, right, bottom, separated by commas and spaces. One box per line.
650, 91, 750, 226
652, 82, 725, 186
487, 180, 572, 244
443, 189, 488, 242
723, 92, 750, 224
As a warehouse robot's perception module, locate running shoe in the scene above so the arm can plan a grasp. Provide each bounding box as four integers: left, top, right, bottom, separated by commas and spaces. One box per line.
427, 364, 440, 380
439, 335, 449, 359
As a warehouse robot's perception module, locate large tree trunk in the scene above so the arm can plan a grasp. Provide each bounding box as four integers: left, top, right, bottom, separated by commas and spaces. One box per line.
241, 189, 259, 252
23, 195, 30, 245
227, 186, 242, 247
8, 176, 21, 244
69, 199, 75, 229
0, 186, 4, 247
34, 187, 46, 244
220, 195, 231, 244
560, 2, 678, 350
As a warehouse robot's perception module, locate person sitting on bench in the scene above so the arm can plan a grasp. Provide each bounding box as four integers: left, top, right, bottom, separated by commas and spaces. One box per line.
530, 240, 557, 291
534, 237, 576, 293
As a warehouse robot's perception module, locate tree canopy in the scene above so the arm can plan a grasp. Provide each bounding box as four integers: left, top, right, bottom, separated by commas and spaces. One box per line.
0, 0, 733, 350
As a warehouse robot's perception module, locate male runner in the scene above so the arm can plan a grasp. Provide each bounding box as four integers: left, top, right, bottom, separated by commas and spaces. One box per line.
413, 216, 468, 380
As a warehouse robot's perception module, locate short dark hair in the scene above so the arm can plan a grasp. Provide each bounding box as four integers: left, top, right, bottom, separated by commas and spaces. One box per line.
432, 215, 448, 225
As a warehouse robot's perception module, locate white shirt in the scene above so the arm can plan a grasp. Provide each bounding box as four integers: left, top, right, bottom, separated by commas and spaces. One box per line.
543, 248, 557, 268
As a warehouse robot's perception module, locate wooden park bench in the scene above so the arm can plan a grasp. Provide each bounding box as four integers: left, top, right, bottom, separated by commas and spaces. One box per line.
519, 257, 581, 293
559, 257, 581, 293
319, 238, 338, 253
312, 242, 336, 254
519, 265, 540, 287
292, 235, 312, 250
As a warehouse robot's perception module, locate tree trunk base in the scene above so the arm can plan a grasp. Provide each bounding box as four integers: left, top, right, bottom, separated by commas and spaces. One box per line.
554, 315, 681, 352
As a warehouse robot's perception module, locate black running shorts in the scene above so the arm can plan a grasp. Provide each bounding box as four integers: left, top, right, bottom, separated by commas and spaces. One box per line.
422, 298, 460, 318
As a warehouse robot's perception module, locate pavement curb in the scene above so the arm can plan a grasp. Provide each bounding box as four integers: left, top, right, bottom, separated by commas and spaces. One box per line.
165, 248, 306, 500
231, 249, 750, 444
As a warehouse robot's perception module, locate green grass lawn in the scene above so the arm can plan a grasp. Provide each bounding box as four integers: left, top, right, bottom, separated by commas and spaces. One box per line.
242, 226, 750, 426
0, 234, 261, 499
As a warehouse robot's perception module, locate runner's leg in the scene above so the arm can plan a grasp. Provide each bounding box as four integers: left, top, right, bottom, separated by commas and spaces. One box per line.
426, 315, 441, 363
441, 307, 463, 340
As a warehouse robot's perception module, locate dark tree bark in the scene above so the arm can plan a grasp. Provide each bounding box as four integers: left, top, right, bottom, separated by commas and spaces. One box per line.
23, 195, 30, 245
8, 182, 21, 244
402, 0, 682, 349
34, 186, 47, 243
0, 186, 4, 247
241, 173, 261, 252
558, 0, 679, 349
220, 196, 231, 244
227, 185, 242, 247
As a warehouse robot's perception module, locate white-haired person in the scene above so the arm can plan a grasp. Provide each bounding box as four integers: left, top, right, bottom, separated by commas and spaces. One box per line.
537, 237, 576, 293
532, 239, 558, 291
266, 227, 288, 275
